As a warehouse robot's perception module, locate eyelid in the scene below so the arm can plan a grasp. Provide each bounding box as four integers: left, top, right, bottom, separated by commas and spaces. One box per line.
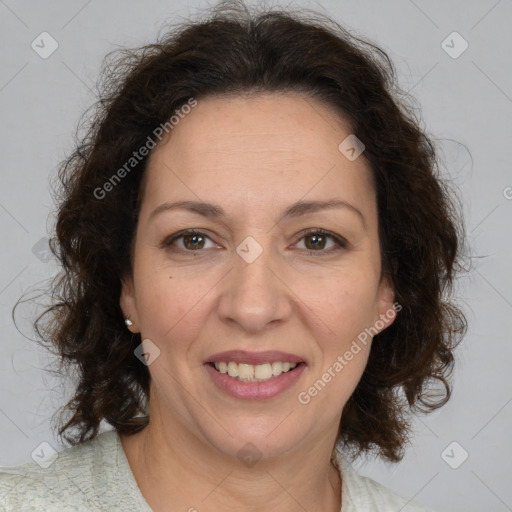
293, 228, 348, 253
161, 229, 218, 250
161, 228, 348, 254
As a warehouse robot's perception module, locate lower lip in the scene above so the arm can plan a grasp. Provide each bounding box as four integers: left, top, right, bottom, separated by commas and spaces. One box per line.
204, 363, 306, 400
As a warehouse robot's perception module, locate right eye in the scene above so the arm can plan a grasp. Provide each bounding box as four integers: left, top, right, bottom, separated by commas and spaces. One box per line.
161, 230, 218, 252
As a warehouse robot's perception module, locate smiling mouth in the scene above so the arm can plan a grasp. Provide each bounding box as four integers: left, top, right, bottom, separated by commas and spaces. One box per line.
207, 361, 305, 382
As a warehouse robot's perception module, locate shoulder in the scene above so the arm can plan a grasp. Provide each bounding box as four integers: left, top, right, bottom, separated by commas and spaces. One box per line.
333, 448, 435, 512
0, 430, 148, 511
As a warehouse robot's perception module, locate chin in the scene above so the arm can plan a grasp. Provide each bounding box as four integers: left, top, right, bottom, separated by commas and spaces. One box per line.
204, 419, 307, 462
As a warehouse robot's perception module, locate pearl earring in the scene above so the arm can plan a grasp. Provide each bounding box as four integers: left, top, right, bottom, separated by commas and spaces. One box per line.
125, 316, 133, 327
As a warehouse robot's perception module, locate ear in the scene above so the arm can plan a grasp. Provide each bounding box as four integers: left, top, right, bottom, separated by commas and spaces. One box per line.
120, 274, 140, 333
373, 273, 398, 335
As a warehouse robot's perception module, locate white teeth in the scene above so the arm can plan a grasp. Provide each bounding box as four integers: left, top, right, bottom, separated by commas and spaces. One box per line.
238, 363, 254, 380
227, 362, 238, 378
254, 363, 273, 380
271, 361, 282, 376
211, 361, 299, 382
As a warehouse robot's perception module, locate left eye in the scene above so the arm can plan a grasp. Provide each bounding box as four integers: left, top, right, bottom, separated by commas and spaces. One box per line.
295, 230, 346, 253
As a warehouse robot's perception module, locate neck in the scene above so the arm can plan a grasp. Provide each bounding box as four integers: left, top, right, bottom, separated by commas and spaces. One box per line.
120, 414, 342, 512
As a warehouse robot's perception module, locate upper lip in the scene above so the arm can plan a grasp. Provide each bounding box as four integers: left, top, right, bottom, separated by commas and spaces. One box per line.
205, 350, 305, 365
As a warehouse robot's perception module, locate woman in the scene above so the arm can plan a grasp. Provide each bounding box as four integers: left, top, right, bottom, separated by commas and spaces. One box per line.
0, 1, 466, 510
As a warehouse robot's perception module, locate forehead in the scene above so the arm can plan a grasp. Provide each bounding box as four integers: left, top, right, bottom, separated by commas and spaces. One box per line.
140, 92, 376, 220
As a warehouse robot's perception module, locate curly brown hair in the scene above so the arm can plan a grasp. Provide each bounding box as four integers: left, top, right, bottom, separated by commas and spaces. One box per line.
21, 0, 467, 463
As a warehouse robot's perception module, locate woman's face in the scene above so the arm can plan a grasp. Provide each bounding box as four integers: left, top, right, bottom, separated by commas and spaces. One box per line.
121, 92, 396, 460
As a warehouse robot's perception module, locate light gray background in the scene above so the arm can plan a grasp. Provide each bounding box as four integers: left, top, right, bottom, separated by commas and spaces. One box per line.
0, 1, 511, 511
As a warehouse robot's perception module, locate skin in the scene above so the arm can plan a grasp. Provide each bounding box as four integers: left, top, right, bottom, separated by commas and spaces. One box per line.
119, 92, 396, 512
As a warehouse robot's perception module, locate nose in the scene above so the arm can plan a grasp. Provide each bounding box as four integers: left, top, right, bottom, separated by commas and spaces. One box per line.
217, 244, 293, 333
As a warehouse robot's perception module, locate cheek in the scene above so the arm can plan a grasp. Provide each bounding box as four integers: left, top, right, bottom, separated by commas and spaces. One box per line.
299, 276, 374, 408
134, 262, 217, 347
299, 267, 379, 341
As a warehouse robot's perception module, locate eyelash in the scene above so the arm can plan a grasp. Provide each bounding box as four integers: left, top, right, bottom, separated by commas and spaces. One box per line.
161, 228, 347, 256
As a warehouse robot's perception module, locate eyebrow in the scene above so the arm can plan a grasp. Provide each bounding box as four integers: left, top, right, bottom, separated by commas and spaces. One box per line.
148, 198, 366, 228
